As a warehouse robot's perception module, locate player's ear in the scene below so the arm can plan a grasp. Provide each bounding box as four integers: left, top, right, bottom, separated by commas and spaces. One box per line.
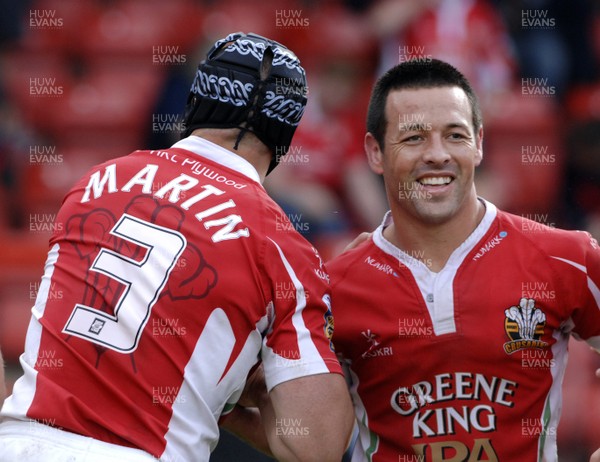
474, 125, 483, 167
365, 132, 384, 175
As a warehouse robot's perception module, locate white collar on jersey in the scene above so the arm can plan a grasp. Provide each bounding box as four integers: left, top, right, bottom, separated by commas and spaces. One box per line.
171, 136, 262, 185
373, 198, 498, 271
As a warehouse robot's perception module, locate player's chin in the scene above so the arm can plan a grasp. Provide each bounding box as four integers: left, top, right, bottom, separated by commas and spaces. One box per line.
413, 200, 459, 225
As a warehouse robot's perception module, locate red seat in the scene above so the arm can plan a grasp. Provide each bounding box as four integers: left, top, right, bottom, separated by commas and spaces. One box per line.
480, 90, 564, 215
19, 0, 101, 54
566, 84, 600, 121
2, 51, 73, 135
49, 61, 163, 142
201, 0, 283, 43
76, 0, 204, 59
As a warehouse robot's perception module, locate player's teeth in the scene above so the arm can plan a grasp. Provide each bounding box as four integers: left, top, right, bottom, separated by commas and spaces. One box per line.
419, 177, 451, 186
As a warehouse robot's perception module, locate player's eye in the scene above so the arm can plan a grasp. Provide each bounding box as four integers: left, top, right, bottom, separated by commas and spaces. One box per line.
448, 132, 467, 141
402, 135, 423, 143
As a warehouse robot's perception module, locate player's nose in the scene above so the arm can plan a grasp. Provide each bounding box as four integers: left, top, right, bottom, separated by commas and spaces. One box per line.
422, 135, 451, 165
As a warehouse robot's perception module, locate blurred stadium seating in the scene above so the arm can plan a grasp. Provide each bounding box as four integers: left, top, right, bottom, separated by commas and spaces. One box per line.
0, 0, 598, 460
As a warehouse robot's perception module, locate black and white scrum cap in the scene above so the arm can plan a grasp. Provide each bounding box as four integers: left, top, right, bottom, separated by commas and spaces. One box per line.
182, 32, 308, 174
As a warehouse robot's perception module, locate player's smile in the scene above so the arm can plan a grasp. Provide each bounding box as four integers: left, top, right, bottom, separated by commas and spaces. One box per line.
415, 174, 455, 195
416, 170, 460, 206
417, 175, 452, 186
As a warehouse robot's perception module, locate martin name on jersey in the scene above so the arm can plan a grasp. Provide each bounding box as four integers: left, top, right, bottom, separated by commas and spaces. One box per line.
328, 200, 600, 462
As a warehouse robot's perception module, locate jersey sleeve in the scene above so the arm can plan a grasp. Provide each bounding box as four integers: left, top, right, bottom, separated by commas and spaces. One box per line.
259, 236, 341, 392
566, 232, 600, 352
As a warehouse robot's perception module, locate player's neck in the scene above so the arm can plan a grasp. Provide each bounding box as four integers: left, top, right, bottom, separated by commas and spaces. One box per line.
190, 129, 271, 183
384, 194, 485, 273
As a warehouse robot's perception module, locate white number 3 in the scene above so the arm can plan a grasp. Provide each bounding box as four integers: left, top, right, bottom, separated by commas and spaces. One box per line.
63, 214, 187, 352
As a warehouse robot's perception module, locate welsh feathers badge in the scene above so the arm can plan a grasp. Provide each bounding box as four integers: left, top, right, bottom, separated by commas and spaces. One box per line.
503, 298, 549, 354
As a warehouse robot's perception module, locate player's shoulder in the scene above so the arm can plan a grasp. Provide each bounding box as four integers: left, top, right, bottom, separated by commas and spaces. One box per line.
74, 149, 166, 185
497, 209, 599, 259
66, 150, 137, 193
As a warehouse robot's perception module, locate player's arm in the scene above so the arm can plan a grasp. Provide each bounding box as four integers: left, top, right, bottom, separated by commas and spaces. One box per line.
223, 365, 354, 461
256, 373, 354, 462
573, 233, 600, 355
253, 235, 354, 459
564, 232, 600, 461
0, 348, 6, 406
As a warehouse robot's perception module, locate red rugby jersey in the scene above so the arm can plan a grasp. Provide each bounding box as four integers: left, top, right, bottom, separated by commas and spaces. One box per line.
329, 201, 600, 462
1, 136, 340, 460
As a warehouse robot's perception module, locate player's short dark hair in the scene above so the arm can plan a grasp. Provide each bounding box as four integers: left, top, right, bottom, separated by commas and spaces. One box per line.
366, 59, 482, 149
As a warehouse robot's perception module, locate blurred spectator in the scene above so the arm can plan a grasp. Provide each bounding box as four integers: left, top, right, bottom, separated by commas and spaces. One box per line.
0, 0, 30, 47
0, 0, 37, 229
265, 5, 387, 258
0, 92, 36, 230
144, 39, 208, 150
367, 0, 517, 106
559, 118, 600, 239
493, 0, 598, 99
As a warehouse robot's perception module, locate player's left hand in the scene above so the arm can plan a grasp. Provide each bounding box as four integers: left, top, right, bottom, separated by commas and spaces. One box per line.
343, 232, 372, 253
